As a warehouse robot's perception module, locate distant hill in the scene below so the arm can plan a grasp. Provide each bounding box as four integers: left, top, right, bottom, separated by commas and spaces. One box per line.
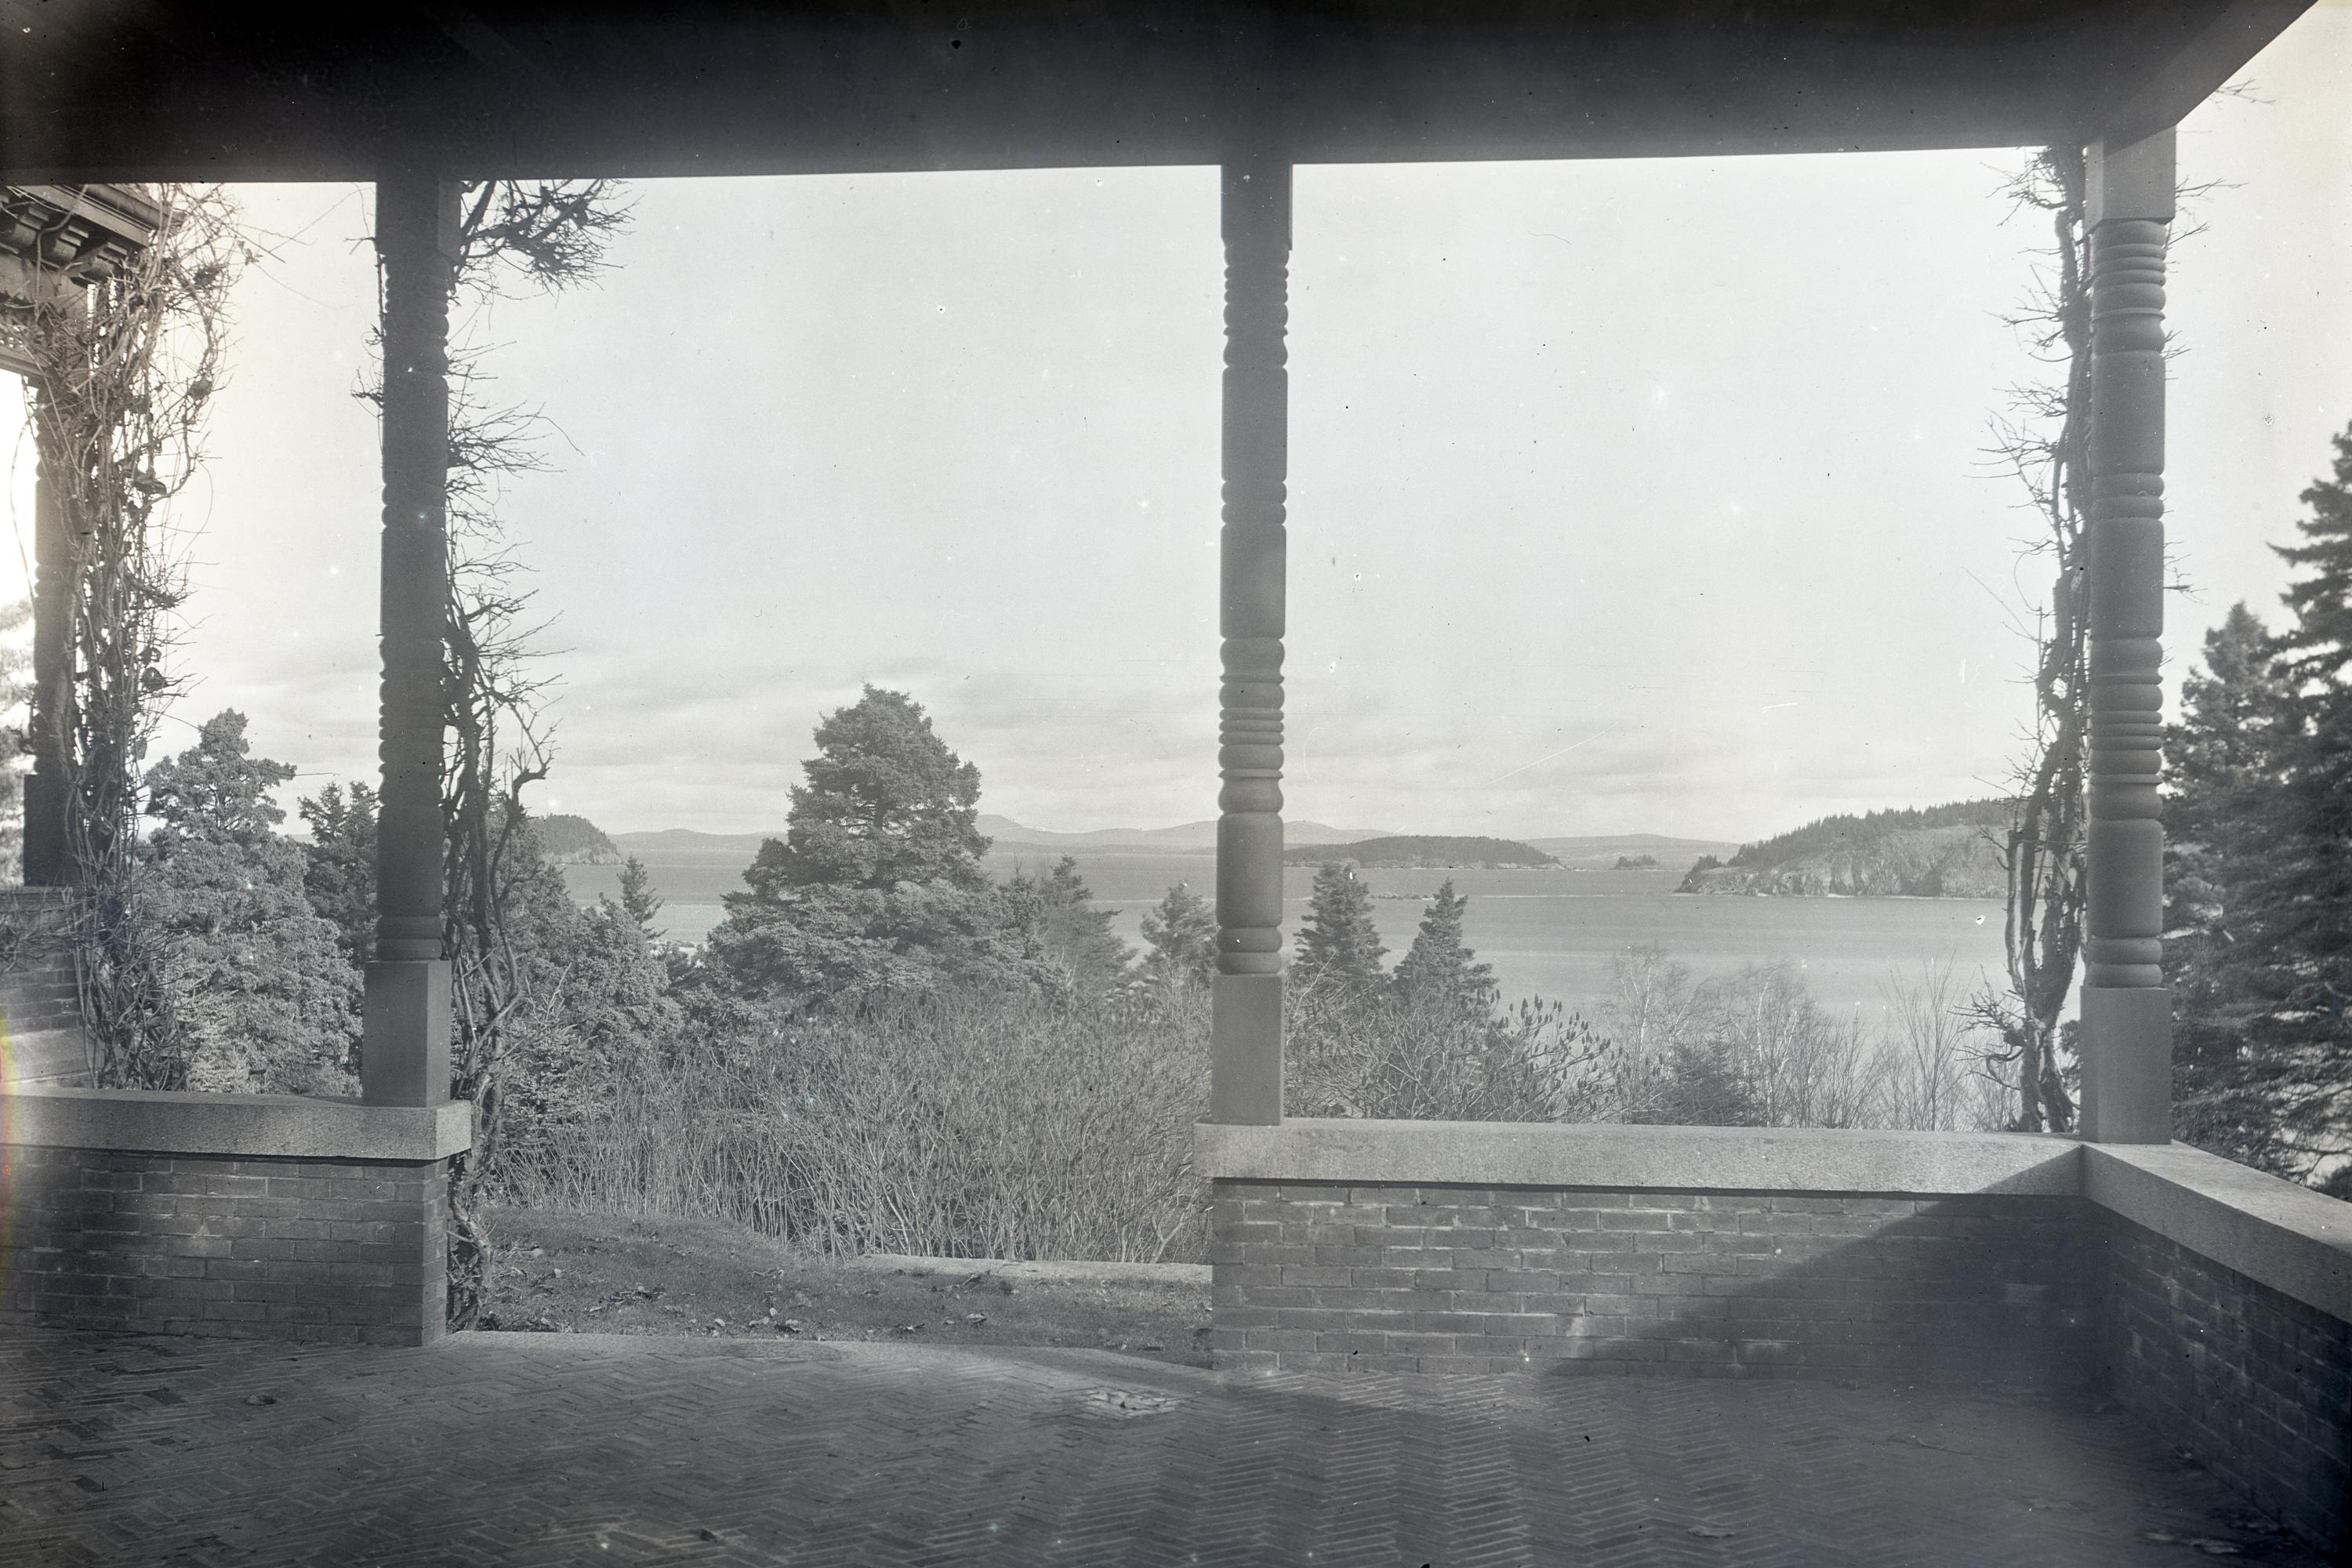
1678, 799, 2013, 898
608, 829, 778, 867
608, 817, 1399, 868
977, 815, 1395, 852
536, 814, 620, 866
1285, 834, 1559, 870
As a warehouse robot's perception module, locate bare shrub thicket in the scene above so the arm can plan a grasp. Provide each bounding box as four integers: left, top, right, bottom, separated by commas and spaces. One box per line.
1597, 946, 2012, 1131
1279, 942, 2005, 1131
1287, 989, 1619, 1122
495, 989, 1213, 1265
1878, 959, 2014, 1131
487, 936, 2002, 1269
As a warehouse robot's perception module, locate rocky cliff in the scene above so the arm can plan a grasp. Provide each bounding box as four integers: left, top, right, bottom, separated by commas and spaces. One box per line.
536, 812, 622, 866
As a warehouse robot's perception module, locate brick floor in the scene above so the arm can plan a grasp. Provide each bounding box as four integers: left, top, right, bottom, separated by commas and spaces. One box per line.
0, 1327, 2324, 1566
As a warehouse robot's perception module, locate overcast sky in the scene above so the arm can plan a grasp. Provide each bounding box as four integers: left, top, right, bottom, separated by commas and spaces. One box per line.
7, 7, 2350, 844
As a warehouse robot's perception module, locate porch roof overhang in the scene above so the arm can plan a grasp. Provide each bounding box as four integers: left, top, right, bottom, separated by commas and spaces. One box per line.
0, 0, 2311, 186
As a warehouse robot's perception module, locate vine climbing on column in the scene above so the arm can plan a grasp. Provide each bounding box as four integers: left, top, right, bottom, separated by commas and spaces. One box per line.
14, 186, 245, 1087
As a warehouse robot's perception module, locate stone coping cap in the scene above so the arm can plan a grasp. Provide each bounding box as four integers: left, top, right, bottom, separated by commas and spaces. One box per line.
1196, 1119, 2083, 1197
3, 1087, 471, 1163
2084, 1142, 2352, 1324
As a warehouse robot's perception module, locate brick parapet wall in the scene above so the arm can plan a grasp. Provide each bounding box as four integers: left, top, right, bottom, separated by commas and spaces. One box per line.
1209, 1180, 2092, 1385
1, 1143, 449, 1346
2098, 1210, 2350, 1559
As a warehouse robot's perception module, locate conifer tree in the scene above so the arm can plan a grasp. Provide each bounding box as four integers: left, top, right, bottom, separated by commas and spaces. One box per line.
298, 779, 378, 966
1291, 862, 1385, 995
1011, 855, 1133, 993
613, 854, 663, 940
1391, 880, 1494, 1008
1139, 880, 1218, 989
2164, 604, 2294, 1168
131, 712, 362, 1093
702, 688, 1059, 1008
759, 686, 989, 892
2238, 422, 2352, 1185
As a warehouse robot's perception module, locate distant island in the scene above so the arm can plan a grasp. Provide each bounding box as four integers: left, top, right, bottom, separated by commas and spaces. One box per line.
978, 813, 1394, 853
537, 813, 621, 866
1284, 834, 1559, 870
1678, 799, 2013, 898
1526, 832, 1741, 870
1611, 854, 1661, 870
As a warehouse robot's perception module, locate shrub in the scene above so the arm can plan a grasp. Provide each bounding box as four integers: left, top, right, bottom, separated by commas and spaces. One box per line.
1287, 987, 1618, 1123
495, 987, 1212, 1264
1599, 945, 2008, 1131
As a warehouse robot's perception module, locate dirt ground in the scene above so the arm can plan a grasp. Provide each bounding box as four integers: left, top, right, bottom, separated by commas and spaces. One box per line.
474, 1206, 1215, 1366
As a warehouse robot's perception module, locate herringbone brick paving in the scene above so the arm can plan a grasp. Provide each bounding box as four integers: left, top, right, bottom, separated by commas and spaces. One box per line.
0, 1327, 2322, 1566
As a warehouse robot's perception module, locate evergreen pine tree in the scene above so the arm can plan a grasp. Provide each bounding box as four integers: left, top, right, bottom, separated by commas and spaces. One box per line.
298, 779, 378, 966
484, 814, 685, 1178
763, 685, 989, 891
2165, 604, 2296, 1169
2274, 424, 2352, 692
1624, 1039, 1764, 1127
613, 854, 664, 940
1391, 880, 1494, 1008
1011, 855, 1133, 993
1140, 880, 1218, 990
139, 712, 362, 1094
1291, 862, 1385, 994
702, 688, 1059, 1008
2243, 421, 2352, 1186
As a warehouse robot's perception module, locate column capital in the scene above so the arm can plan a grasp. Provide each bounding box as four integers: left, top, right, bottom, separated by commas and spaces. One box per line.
372, 169, 465, 263
1220, 158, 1291, 249
2088, 126, 2176, 227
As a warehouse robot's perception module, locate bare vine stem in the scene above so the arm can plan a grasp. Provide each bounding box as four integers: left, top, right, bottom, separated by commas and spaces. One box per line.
16, 187, 245, 1087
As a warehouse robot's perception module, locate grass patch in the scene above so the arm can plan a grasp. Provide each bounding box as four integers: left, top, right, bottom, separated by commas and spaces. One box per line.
476, 1204, 1214, 1365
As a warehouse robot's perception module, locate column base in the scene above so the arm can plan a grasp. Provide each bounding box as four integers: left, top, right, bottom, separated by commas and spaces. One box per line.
1212, 972, 1283, 1126
2079, 985, 2172, 1144
362, 960, 452, 1108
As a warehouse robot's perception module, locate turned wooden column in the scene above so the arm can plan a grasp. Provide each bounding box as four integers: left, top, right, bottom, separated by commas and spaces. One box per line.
23, 450, 70, 886
1211, 158, 1290, 1126
21, 272, 86, 888
363, 170, 459, 1108
2080, 127, 2175, 1144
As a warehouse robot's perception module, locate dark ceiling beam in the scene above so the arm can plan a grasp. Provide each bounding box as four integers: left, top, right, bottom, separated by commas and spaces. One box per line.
2095, 0, 2306, 147
420, 3, 561, 93
0, 2, 2314, 183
